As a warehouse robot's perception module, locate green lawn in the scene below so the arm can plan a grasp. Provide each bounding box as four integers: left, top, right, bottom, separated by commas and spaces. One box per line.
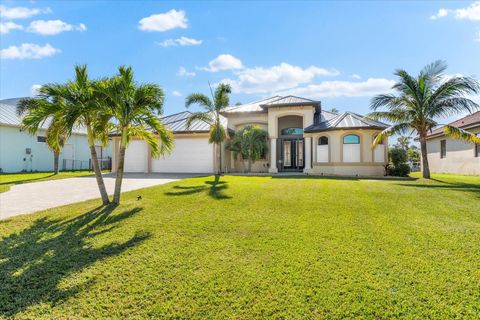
1, 174, 479, 319
0, 171, 97, 193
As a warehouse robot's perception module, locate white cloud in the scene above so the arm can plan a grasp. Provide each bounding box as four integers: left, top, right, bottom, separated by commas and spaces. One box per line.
177, 66, 195, 77
31, 84, 42, 95
171, 90, 182, 97
138, 9, 187, 32
220, 62, 340, 94
475, 31, 480, 42
0, 43, 60, 60
276, 78, 396, 98
157, 36, 202, 47
0, 5, 51, 19
350, 74, 362, 80
202, 54, 244, 72
27, 20, 86, 35
0, 21, 23, 34
431, 2, 480, 20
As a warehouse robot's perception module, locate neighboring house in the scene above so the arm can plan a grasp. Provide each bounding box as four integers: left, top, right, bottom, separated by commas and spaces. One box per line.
0, 98, 112, 173
114, 95, 389, 176
424, 112, 480, 175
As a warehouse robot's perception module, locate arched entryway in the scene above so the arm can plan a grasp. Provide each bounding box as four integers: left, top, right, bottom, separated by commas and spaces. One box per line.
277, 115, 304, 172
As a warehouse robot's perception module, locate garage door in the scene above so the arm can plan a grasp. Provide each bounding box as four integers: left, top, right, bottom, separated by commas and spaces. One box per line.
124, 140, 147, 172
152, 138, 214, 173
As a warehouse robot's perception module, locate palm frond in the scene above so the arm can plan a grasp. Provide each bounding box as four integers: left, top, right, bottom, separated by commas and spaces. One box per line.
185, 93, 213, 111
185, 112, 213, 129
371, 123, 411, 149
209, 125, 227, 144
420, 60, 447, 81
443, 125, 480, 144
214, 83, 232, 111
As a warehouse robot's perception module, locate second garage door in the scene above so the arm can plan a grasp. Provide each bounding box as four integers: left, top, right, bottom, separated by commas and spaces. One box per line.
124, 140, 147, 172
152, 138, 214, 173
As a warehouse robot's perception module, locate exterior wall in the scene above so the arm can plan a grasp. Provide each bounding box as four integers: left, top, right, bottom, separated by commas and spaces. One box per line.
425, 127, 480, 175
0, 125, 111, 173
304, 129, 387, 176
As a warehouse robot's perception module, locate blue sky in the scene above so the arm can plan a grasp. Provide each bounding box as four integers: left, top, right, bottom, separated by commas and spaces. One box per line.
1, 0, 479, 117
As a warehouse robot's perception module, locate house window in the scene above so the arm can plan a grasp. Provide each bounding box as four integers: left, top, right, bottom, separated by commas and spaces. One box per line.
37, 136, 46, 143
281, 127, 303, 136
343, 134, 360, 162
475, 134, 480, 158
373, 134, 385, 163
440, 140, 446, 158
317, 136, 329, 162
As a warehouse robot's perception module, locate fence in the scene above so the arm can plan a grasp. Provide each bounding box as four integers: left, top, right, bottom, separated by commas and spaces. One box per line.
62, 158, 112, 172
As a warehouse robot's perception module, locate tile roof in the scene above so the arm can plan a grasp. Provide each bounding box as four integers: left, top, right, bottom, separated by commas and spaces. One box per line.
0, 98, 87, 135
304, 112, 388, 132
426, 111, 480, 138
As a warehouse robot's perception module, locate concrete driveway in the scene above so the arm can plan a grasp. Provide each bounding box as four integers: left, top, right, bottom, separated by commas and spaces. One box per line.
0, 173, 196, 220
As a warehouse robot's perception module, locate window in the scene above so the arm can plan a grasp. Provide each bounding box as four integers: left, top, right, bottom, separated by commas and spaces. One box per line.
343, 134, 360, 144
440, 140, 446, 158
373, 134, 385, 163
281, 127, 303, 136
343, 134, 361, 162
318, 136, 329, 145
476, 134, 480, 158
37, 136, 46, 143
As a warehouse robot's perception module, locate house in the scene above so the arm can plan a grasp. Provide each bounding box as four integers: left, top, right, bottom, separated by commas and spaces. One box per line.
424, 112, 480, 175
0, 98, 112, 173
114, 95, 389, 176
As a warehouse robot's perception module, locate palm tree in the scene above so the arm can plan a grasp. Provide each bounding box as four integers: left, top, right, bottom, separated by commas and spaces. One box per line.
185, 83, 231, 176
96, 66, 174, 204
226, 125, 268, 173
396, 136, 411, 151
35, 65, 111, 204
17, 97, 67, 174
369, 60, 480, 178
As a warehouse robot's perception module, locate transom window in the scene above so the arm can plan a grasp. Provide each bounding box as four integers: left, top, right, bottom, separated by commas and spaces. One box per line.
318, 136, 329, 145
343, 134, 360, 144
281, 127, 303, 135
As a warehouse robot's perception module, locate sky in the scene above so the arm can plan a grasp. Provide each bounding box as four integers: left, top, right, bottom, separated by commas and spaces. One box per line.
1, 0, 479, 120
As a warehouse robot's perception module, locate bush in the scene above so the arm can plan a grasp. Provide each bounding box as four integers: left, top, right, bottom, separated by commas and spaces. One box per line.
390, 163, 411, 177
389, 148, 407, 166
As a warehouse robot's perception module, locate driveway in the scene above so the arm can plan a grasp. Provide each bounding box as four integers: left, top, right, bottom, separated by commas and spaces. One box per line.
0, 173, 196, 219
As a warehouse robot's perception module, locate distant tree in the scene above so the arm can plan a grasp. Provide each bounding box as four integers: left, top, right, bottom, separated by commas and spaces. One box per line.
407, 146, 420, 162
227, 125, 268, 173
369, 60, 480, 178
396, 136, 411, 151
329, 108, 339, 113
185, 83, 232, 176
235, 102, 242, 106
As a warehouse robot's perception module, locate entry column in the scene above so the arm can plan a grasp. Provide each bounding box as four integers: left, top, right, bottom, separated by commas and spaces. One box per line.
304, 137, 312, 173
269, 138, 278, 173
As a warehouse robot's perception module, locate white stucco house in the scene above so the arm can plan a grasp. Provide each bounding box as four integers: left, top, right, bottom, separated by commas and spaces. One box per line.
424, 112, 480, 175
114, 95, 389, 176
0, 98, 112, 173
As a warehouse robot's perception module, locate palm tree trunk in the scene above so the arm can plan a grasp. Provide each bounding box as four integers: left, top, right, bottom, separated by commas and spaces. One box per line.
87, 127, 110, 205
53, 151, 59, 175
113, 131, 127, 204
218, 142, 222, 175
248, 158, 252, 173
419, 135, 430, 179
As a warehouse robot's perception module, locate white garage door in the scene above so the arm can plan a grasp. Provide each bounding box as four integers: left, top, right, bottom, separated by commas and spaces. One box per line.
124, 140, 147, 172
152, 138, 214, 173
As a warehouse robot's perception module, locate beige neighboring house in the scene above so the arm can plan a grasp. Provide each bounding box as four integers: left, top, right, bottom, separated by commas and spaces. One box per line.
424, 112, 480, 175
114, 95, 389, 176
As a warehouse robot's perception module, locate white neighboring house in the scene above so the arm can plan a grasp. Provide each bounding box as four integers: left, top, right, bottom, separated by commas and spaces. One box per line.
0, 98, 112, 173
114, 95, 389, 176
424, 112, 480, 175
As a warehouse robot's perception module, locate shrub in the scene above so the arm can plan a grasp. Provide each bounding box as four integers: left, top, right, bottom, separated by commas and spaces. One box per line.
389, 147, 407, 166
391, 163, 411, 177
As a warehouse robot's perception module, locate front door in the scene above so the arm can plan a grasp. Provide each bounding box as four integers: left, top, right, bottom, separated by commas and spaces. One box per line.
280, 138, 304, 171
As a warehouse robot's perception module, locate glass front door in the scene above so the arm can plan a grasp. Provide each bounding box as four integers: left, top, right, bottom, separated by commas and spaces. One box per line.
280, 138, 304, 171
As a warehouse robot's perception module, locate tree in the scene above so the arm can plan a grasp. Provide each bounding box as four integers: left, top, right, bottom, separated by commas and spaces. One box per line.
369, 60, 480, 178
96, 66, 174, 204
329, 108, 339, 113
227, 125, 268, 172
34, 65, 111, 204
185, 83, 231, 176
396, 136, 411, 151
407, 146, 420, 163
17, 97, 67, 175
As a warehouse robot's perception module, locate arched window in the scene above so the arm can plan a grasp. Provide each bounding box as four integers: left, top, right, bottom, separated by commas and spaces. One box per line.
318, 136, 329, 145
373, 134, 385, 163
343, 134, 360, 144
343, 134, 360, 162
317, 136, 329, 162
281, 127, 303, 136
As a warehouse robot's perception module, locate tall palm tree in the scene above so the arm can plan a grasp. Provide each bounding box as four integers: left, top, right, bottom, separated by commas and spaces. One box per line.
96, 66, 174, 204
17, 97, 67, 174
227, 125, 268, 173
185, 83, 231, 176
36, 65, 111, 204
369, 60, 480, 178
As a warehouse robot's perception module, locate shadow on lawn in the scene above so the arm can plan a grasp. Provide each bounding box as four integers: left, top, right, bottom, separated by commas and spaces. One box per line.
0, 173, 56, 186
164, 175, 231, 199
396, 178, 480, 196
0, 205, 149, 317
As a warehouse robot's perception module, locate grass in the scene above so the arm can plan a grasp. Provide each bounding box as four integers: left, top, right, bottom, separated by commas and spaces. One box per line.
0, 174, 479, 319
0, 171, 97, 193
